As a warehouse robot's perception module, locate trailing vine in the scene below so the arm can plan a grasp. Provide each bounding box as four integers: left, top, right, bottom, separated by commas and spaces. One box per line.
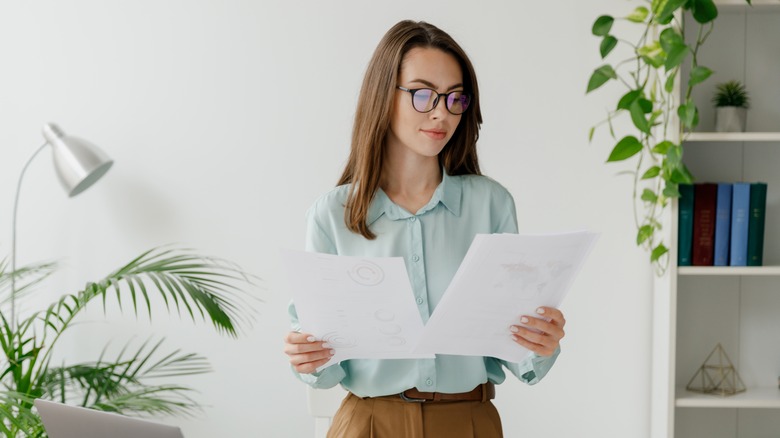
587, 0, 751, 275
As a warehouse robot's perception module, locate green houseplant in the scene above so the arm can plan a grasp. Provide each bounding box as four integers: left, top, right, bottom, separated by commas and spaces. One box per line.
0, 247, 258, 437
586, 0, 751, 275
712, 79, 750, 132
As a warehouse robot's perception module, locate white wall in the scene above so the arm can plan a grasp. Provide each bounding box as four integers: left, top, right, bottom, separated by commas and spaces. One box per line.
0, 1, 652, 436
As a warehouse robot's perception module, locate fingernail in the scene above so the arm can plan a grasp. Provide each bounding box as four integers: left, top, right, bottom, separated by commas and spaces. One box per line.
520, 316, 529, 324
510, 326, 519, 333
329, 349, 336, 355
322, 342, 331, 348
306, 336, 316, 342
536, 308, 545, 315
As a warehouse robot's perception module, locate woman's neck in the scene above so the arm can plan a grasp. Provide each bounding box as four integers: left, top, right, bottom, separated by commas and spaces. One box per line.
380, 152, 442, 214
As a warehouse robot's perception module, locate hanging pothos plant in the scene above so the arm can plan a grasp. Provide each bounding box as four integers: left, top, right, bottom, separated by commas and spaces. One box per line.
586, 0, 751, 275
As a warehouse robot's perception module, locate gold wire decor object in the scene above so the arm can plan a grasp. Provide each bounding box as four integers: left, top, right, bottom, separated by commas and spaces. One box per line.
686, 343, 747, 396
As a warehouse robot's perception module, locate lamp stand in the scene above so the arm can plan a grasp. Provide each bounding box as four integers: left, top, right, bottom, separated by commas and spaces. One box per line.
10, 143, 48, 330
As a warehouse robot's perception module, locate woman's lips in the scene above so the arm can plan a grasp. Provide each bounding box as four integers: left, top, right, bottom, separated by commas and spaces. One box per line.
421, 129, 446, 140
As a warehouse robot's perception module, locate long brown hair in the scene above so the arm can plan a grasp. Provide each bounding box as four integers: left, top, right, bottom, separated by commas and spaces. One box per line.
337, 20, 483, 239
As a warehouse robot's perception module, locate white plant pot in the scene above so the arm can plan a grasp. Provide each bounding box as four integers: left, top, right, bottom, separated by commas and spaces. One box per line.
715, 106, 747, 132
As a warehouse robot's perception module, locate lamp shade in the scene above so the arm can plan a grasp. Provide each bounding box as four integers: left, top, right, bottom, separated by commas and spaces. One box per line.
42, 123, 113, 197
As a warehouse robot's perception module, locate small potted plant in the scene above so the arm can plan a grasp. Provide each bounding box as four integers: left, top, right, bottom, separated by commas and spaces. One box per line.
712, 80, 750, 132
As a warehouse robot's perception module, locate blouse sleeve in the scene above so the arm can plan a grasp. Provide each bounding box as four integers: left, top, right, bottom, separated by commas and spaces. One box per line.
287, 202, 347, 388
493, 187, 561, 384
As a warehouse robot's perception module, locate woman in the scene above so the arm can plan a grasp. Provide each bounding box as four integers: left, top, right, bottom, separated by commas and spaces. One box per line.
283, 20, 566, 438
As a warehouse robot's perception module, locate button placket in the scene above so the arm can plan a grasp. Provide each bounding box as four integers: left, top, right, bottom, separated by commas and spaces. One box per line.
408, 216, 427, 313
407, 214, 436, 392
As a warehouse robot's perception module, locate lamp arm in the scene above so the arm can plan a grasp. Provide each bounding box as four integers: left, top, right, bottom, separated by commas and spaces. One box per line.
10, 142, 49, 329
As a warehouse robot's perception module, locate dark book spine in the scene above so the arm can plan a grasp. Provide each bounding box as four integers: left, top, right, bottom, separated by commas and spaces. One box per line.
678, 184, 695, 266
692, 183, 718, 266
746, 182, 768, 266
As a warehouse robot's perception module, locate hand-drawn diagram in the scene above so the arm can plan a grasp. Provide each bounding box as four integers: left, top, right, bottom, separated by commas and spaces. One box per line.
321, 332, 358, 348
374, 309, 395, 322
348, 260, 385, 286
495, 258, 572, 295
385, 337, 406, 346
282, 250, 434, 369
413, 231, 599, 364
378, 324, 402, 335
374, 309, 405, 343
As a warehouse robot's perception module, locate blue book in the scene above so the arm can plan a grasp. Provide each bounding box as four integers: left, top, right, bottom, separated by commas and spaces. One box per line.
729, 183, 751, 266
713, 184, 732, 266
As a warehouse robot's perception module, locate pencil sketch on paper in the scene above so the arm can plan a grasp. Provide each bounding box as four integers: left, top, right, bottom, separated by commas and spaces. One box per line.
281, 250, 433, 371
348, 260, 385, 286
495, 259, 573, 295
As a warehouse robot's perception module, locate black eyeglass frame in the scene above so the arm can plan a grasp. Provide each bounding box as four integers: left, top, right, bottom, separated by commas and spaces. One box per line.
396, 86, 471, 115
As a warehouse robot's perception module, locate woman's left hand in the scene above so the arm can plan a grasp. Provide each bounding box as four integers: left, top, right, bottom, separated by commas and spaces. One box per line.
509, 306, 565, 357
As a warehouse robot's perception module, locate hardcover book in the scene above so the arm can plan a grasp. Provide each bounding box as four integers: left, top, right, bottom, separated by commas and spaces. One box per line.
692, 183, 718, 266
747, 182, 768, 266
713, 184, 733, 266
730, 183, 751, 266
678, 184, 695, 266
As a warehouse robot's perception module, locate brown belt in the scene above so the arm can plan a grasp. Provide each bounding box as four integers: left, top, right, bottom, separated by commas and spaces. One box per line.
395, 382, 495, 403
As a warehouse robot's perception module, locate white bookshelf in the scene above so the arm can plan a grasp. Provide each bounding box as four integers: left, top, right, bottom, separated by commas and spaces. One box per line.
716, 0, 780, 10
676, 387, 780, 409
685, 132, 780, 142
651, 2, 780, 437
678, 266, 780, 276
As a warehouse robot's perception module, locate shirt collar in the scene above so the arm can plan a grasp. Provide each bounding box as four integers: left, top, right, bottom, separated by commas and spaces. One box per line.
367, 168, 462, 225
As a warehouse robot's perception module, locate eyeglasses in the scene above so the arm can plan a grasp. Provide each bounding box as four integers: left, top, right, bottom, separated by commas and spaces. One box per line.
396, 86, 471, 115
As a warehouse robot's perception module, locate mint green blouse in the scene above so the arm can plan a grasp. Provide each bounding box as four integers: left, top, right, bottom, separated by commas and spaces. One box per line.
288, 170, 559, 397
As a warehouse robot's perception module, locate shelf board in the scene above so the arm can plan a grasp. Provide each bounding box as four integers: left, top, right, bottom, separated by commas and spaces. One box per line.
684, 132, 780, 142
678, 266, 780, 276
715, 0, 780, 9
676, 387, 780, 408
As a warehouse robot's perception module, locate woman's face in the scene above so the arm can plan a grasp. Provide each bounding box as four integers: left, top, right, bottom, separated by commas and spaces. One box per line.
387, 47, 464, 162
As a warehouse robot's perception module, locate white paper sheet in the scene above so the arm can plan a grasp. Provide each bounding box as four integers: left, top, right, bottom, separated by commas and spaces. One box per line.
281, 250, 433, 370
412, 231, 599, 363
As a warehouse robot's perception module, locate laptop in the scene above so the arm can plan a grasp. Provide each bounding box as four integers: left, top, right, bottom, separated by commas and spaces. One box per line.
35, 399, 184, 438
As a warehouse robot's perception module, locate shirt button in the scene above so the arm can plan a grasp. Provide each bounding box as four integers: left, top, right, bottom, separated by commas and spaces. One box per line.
412, 255, 420, 262
416, 297, 424, 305
425, 379, 433, 386
409, 217, 417, 222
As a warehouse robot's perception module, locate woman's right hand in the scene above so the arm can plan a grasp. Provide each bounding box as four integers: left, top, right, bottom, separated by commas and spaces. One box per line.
284, 332, 335, 374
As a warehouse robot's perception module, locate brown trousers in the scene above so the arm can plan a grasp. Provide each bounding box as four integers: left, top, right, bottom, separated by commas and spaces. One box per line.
326, 392, 503, 438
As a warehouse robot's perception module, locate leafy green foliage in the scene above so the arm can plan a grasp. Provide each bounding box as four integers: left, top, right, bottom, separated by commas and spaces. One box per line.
689, 66, 713, 87
627, 6, 650, 23
712, 80, 750, 108
587, 0, 750, 274
600, 36, 618, 58
0, 247, 259, 436
689, 0, 718, 24
592, 15, 614, 36
587, 65, 617, 93
607, 136, 643, 162
659, 28, 689, 71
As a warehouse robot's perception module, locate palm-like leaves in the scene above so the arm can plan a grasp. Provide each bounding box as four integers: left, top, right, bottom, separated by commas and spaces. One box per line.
40, 338, 210, 415
0, 259, 57, 307
0, 247, 259, 437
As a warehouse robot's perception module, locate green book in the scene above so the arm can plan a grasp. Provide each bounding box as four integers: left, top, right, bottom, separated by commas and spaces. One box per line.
746, 182, 768, 266
678, 184, 694, 266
